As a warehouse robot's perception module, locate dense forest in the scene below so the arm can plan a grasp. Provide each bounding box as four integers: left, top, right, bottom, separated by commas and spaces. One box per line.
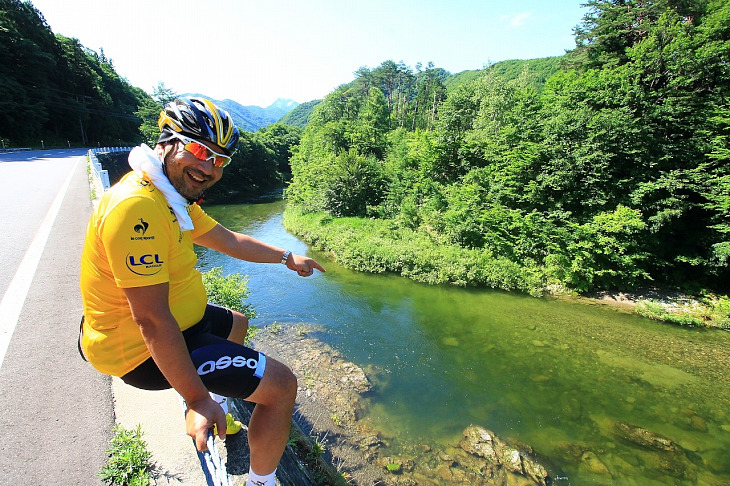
285, 0, 730, 295
0, 0, 149, 147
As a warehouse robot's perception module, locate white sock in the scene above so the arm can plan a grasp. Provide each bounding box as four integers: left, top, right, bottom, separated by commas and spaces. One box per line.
209, 392, 228, 415
246, 467, 276, 486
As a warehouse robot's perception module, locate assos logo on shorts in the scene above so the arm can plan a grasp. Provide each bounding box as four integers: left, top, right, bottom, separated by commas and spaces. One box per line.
197, 354, 266, 379
126, 253, 164, 276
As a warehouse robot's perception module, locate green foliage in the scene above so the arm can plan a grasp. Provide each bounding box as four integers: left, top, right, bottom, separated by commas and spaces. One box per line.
205, 123, 302, 202
635, 294, 730, 329
309, 436, 326, 459
558, 206, 650, 292
283, 208, 545, 295
135, 82, 176, 146
323, 150, 385, 217
285, 0, 730, 295
99, 424, 152, 486
201, 266, 256, 319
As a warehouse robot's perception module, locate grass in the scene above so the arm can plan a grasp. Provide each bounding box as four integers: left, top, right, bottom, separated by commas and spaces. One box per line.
266, 321, 283, 334
286, 427, 350, 485
282, 207, 545, 296
99, 424, 152, 486
309, 436, 327, 459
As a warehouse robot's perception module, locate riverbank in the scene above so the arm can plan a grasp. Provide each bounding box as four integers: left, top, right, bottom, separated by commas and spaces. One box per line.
567, 287, 730, 330
282, 208, 730, 330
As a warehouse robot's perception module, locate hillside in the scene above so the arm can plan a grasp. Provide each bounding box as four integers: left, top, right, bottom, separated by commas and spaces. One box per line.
278, 58, 562, 130
445, 57, 563, 93
278, 100, 323, 128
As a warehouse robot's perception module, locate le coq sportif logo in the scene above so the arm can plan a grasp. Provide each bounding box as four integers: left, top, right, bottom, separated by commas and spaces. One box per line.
130, 218, 155, 242
133, 218, 149, 235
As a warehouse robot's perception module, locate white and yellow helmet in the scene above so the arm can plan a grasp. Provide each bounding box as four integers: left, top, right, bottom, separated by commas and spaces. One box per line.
158, 97, 239, 156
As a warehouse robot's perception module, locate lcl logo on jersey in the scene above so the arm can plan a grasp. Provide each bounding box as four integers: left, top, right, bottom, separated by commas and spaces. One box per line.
126, 253, 164, 276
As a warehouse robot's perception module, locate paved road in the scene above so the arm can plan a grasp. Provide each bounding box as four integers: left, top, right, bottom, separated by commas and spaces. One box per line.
0, 149, 114, 485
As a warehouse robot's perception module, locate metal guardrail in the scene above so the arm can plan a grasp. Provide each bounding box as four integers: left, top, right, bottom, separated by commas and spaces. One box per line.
88, 147, 131, 193
0, 148, 32, 153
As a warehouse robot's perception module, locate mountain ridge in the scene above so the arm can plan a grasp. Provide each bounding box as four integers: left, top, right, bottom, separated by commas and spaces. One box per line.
182, 93, 300, 132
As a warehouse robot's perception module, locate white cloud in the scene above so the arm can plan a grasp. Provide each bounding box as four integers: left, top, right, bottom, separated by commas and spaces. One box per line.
501, 12, 532, 28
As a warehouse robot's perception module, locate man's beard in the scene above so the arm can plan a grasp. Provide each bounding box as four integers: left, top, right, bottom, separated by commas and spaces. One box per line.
173, 172, 208, 201
164, 153, 213, 201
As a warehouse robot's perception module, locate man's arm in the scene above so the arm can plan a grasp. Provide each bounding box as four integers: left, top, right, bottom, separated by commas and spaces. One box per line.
194, 224, 325, 276
123, 282, 225, 451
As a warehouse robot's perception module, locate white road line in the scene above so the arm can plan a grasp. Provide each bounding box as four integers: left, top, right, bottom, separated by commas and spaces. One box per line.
0, 158, 79, 369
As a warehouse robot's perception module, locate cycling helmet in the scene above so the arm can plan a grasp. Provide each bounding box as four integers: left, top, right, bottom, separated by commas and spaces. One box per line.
157, 97, 239, 156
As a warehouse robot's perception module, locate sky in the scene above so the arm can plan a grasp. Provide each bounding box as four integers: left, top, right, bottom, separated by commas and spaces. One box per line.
29, 0, 588, 108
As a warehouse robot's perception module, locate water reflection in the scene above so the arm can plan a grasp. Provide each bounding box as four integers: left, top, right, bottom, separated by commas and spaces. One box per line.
197, 200, 730, 485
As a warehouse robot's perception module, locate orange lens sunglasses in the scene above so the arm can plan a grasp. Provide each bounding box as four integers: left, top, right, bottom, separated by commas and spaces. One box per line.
172, 133, 232, 168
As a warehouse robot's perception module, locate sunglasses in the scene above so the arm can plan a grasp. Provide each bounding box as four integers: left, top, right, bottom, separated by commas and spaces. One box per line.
171, 133, 232, 168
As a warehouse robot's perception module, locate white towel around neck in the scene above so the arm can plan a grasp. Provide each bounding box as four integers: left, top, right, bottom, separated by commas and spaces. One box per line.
128, 144, 194, 231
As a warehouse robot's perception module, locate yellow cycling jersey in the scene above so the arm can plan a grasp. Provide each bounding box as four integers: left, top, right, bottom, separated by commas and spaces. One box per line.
80, 171, 218, 376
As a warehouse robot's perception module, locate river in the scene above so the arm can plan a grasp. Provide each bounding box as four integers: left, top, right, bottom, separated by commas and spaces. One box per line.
196, 199, 730, 485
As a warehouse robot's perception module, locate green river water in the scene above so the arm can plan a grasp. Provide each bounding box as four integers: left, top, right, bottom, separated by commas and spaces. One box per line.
196, 200, 730, 485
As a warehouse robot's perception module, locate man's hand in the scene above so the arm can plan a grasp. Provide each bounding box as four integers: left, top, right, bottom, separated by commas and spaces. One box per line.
286, 253, 326, 277
185, 396, 226, 451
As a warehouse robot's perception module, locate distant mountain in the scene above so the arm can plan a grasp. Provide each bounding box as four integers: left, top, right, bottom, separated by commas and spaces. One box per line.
266, 98, 300, 120
182, 94, 299, 132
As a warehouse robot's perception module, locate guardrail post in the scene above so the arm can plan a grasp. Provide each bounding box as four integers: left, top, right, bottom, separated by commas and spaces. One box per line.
100, 170, 110, 190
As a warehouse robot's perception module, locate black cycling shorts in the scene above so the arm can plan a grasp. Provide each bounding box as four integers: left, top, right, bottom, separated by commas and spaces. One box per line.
121, 303, 265, 399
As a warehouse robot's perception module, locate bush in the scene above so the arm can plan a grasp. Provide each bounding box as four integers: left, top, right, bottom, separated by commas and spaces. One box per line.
283, 207, 546, 296
201, 267, 258, 344
636, 294, 730, 329
201, 267, 256, 316
99, 425, 152, 486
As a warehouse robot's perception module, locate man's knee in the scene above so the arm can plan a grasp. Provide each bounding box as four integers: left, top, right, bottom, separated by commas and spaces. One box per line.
282, 365, 297, 399
272, 361, 297, 401
232, 311, 249, 326
251, 358, 297, 406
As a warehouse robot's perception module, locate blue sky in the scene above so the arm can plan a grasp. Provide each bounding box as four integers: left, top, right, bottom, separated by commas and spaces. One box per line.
30, 0, 588, 107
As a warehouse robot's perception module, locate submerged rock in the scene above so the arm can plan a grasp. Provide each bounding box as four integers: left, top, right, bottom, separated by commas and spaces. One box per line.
459, 425, 550, 485
614, 421, 675, 451
579, 451, 612, 477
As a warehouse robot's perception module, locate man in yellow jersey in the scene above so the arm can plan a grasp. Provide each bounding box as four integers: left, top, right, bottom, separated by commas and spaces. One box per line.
80, 97, 324, 486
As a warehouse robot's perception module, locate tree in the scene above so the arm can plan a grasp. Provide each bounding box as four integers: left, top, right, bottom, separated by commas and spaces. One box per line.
255, 123, 302, 177
347, 87, 389, 158
323, 150, 385, 217
136, 82, 177, 146
0, 0, 149, 147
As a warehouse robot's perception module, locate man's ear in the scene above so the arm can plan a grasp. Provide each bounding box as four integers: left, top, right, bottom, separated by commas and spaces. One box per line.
155, 143, 174, 162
